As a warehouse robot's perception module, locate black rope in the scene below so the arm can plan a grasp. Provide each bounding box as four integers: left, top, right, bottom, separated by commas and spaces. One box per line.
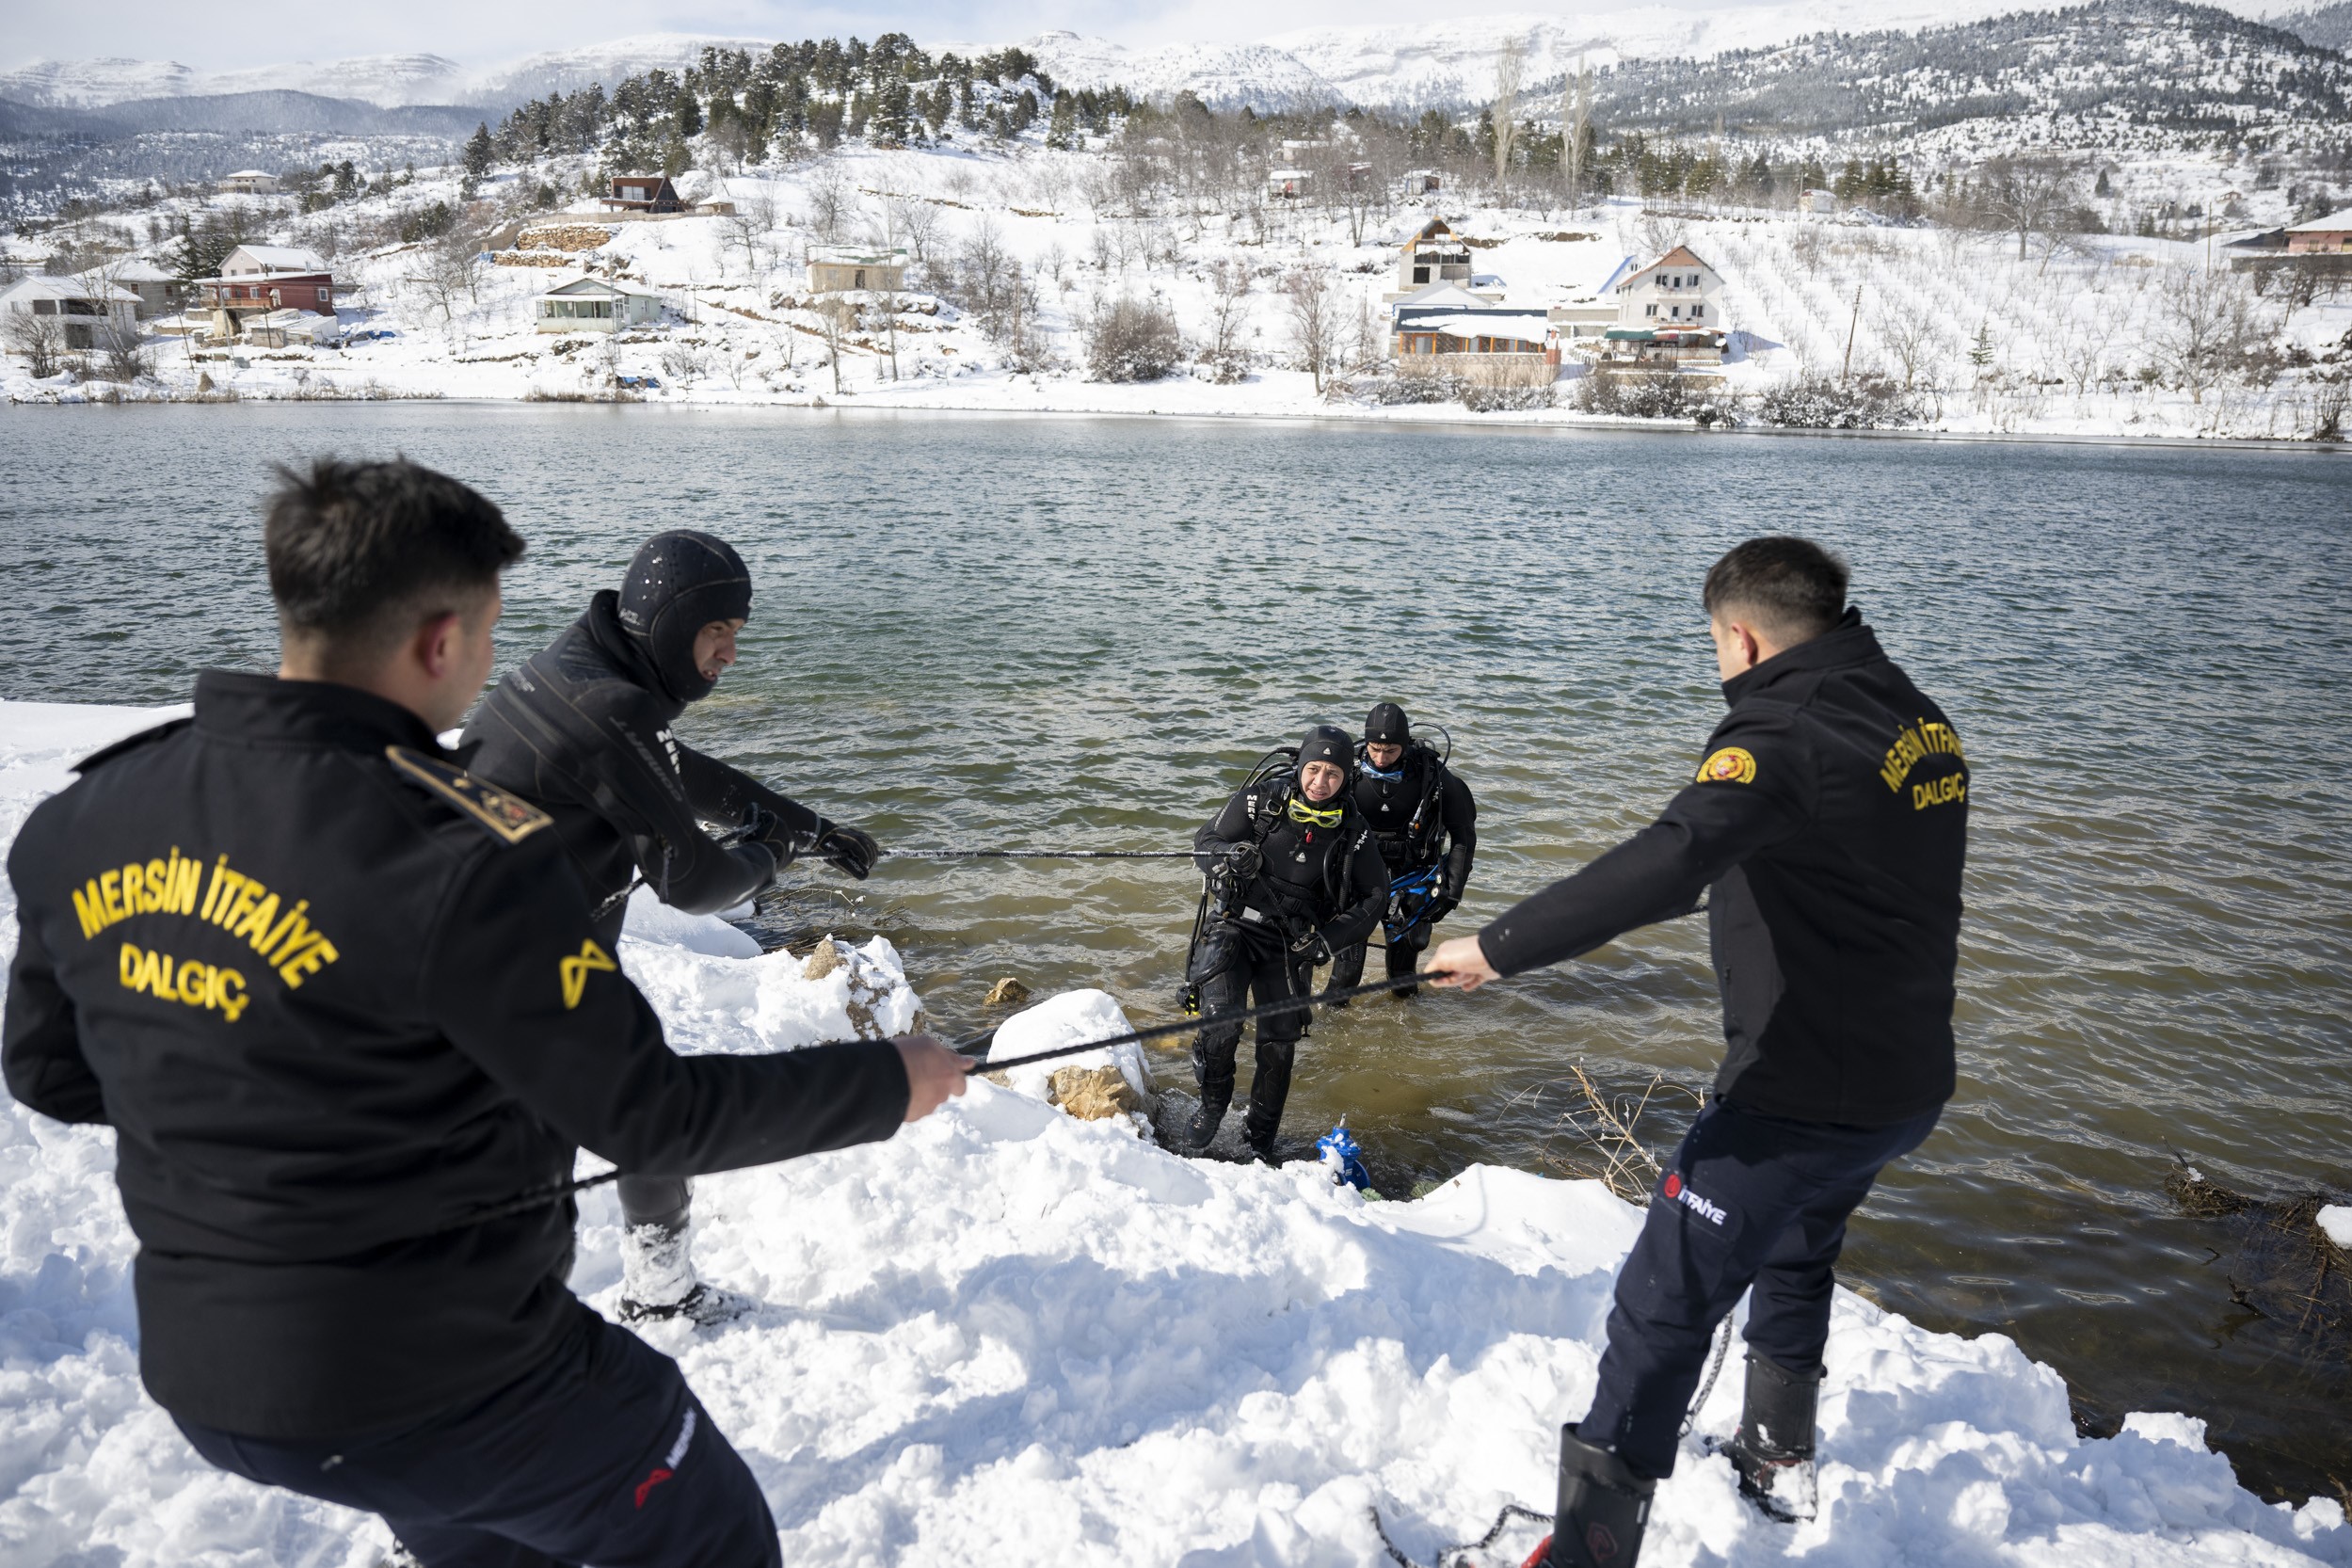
889, 848, 1199, 860
1368, 1501, 1552, 1568
961, 968, 1451, 1073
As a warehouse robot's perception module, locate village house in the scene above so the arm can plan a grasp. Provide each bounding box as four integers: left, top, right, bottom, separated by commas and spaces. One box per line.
1603, 246, 1730, 369
534, 274, 667, 332
193, 245, 337, 341
807, 247, 908, 295
242, 308, 343, 348
97, 260, 182, 318
217, 169, 281, 196
1266, 168, 1310, 200
601, 175, 684, 214
1384, 218, 1505, 303
2285, 208, 2352, 254
1616, 246, 1725, 329
1391, 283, 1559, 388
1401, 168, 1443, 196
1800, 188, 1839, 216
0, 276, 140, 351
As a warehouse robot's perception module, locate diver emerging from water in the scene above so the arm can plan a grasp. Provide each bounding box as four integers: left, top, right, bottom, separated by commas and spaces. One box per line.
1185, 726, 1388, 1162
1327, 702, 1477, 1001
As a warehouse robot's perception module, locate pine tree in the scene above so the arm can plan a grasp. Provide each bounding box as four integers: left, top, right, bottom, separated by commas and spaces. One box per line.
1968, 321, 1995, 375
462, 122, 494, 182
1046, 92, 1078, 151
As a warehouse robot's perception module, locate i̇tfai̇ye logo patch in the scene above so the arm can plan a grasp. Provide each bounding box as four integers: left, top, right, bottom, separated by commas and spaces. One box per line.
559, 939, 616, 1010
1696, 746, 1758, 785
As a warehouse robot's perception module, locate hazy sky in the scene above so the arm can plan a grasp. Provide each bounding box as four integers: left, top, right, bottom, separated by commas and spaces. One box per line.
9, 0, 1624, 72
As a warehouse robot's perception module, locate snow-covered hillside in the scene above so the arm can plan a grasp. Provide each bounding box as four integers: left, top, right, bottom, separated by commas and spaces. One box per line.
1, 696, 2347, 1567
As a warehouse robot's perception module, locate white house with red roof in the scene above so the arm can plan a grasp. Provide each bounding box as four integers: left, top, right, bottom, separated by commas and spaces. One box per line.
1615, 246, 1725, 330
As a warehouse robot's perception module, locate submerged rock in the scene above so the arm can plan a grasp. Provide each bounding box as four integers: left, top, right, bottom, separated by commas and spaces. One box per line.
983, 976, 1032, 1006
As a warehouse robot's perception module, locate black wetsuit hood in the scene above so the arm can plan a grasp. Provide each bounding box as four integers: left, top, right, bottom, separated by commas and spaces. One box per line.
616, 531, 752, 706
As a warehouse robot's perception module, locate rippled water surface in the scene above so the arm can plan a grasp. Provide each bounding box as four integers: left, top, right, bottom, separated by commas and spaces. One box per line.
3, 405, 2347, 1499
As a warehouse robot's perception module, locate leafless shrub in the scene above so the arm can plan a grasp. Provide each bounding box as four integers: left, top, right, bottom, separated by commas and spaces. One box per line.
1534, 1066, 1699, 1205
1200, 259, 1253, 382
5, 310, 65, 377
1085, 295, 1181, 382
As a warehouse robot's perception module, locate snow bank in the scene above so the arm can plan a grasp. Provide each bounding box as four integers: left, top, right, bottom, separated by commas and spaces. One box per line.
983, 986, 1153, 1105
2, 697, 2346, 1567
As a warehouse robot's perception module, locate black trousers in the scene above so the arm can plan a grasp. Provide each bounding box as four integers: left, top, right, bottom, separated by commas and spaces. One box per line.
174, 1307, 782, 1568
1190, 917, 1313, 1148
1328, 888, 1435, 993
1578, 1096, 1941, 1479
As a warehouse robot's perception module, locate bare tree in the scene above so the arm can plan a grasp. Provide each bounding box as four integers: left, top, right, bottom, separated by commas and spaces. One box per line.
1563, 54, 1592, 213
1491, 40, 1525, 200
2058, 313, 2117, 400
1282, 264, 1342, 393
4, 310, 64, 377
1202, 259, 1254, 382
892, 198, 944, 270
814, 295, 856, 393
1977, 158, 2073, 262
808, 168, 853, 244
2156, 264, 2264, 406
1873, 309, 1949, 392
721, 187, 777, 277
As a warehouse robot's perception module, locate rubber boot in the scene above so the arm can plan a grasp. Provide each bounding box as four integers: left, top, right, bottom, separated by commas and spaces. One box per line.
616, 1221, 744, 1326
1722, 1354, 1820, 1523
1538, 1426, 1654, 1568
1183, 1091, 1230, 1153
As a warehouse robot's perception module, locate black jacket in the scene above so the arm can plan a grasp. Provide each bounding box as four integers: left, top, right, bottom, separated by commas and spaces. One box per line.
2, 672, 909, 1440
462, 591, 826, 947
1193, 780, 1390, 953
1478, 614, 1969, 1125
1353, 745, 1478, 900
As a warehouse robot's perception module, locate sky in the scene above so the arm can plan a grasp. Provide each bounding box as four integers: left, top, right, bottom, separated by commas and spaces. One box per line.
7, 0, 1624, 72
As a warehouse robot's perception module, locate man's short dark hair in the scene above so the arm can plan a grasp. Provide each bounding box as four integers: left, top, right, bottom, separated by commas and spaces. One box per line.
264, 458, 524, 660
1702, 536, 1849, 645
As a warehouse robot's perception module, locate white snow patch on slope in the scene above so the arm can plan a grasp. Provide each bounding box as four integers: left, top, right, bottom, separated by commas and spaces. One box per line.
2, 696, 2347, 1566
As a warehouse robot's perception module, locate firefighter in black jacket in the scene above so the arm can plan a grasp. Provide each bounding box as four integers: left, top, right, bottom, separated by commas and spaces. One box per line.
1432, 537, 1969, 1568
463, 529, 879, 1323
1328, 702, 1476, 1000
2, 459, 970, 1568
1187, 725, 1389, 1161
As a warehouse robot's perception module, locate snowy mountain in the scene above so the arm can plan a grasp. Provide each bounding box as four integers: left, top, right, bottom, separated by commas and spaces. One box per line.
0, 54, 472, 109
2274, 0, 2352, 44
1022, 30, 1339, 111
468, 34, 777, 105
1576, 0, 2352, 145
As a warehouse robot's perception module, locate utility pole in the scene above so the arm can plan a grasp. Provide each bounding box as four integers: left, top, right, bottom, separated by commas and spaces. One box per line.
1564, 53, 1590, 217
1841, 283, 1863, 382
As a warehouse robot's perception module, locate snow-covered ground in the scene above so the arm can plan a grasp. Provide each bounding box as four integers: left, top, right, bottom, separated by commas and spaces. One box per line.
3, 696, 2348, 1566
11, 137, 2344, 442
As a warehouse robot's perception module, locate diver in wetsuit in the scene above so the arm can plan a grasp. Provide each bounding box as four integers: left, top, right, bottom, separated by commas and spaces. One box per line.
1185, 725, 1388, 1162
1327, 702, 1476, 1000
463, 530, 880, 1323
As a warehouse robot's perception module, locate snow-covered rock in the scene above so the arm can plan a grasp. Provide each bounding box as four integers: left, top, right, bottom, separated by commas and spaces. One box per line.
1, 697, 2347, 1566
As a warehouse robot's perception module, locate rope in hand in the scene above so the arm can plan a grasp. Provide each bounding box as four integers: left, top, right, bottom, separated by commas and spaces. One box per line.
442, 969, 1455, 1233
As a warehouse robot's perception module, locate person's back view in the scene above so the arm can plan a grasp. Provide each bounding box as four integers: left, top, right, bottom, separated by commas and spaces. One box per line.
3, 457, 968, 1567
465, 530, 879, 1321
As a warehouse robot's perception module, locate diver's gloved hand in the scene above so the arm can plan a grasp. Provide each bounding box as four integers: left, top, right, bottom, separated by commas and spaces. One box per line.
1224, 842, 1262, 882
815, 820, 879, 880
1290, 928, 1333, 966
738, 804, 806, 877
1423, 894, 1459, 925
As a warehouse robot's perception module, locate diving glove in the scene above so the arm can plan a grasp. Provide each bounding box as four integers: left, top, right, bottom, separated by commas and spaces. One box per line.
815, 821, 880, 880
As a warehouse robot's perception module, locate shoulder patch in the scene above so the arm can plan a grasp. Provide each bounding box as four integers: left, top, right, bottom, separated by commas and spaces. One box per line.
1696, 745, 1758, 785
73, 716, 193, 774
386, 745, 552, 845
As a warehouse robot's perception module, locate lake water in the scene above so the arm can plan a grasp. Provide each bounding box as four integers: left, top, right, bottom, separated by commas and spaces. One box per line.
2, 403, 2346, 1502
